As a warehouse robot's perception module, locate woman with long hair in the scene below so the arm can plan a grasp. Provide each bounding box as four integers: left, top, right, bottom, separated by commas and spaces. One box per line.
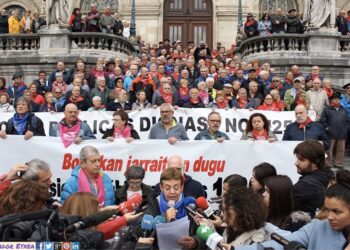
241, 113, 277, 142
221, 187, 268, 247
234, 170, 350, 250
68, 8, 83, 32
249, 162, 276, 194
263, 175, 311, 232
61, 192, 142, 240
0, 180, 49, 216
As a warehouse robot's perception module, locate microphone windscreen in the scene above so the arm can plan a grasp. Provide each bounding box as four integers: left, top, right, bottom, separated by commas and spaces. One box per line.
183, 196, 196, 206
167, 200, 176, 208
196, 197, 209, 210
195, 225, 213, 241
119, 193, 143, 215
141, 214, 154, 231
152, 215, 166, 229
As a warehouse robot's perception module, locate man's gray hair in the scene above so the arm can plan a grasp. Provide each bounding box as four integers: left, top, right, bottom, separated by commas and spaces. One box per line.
160, 103, 174, 111
79, 145, 100, 162
22, 159, 50, 181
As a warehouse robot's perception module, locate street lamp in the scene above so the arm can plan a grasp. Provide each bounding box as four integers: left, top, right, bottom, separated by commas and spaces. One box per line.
130, 0, 136, 36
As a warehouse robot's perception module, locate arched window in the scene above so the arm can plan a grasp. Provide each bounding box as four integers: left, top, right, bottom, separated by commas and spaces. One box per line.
164, 0, 213, 48
5, 5, 25, 19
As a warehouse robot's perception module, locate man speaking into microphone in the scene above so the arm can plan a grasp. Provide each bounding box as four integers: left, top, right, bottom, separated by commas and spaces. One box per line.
136, 167, 206, 249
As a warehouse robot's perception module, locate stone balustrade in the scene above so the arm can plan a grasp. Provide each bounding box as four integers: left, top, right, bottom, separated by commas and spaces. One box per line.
0, 31, 135, 57
237, 34, 308, 57
0, 34, 40, 51
69, 32, 135, 56
339, 36, 350, 53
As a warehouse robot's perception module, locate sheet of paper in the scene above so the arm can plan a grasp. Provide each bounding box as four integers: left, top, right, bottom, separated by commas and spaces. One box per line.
156, 216, 190, 250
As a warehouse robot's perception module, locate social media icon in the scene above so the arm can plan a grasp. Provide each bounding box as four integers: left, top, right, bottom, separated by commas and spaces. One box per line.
62, 242, 71, 250
36, 242, 44, 250
71, 242, 80, 250
45, 242, 53, 250
53, 242, 62, 250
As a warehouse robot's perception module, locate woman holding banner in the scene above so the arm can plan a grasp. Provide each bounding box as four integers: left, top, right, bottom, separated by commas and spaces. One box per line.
240, 113, 277, 142
102, 110, 140, 143
0, 97, 45, 140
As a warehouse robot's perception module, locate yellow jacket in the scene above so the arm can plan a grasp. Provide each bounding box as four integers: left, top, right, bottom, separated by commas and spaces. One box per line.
8, 16, 21, 34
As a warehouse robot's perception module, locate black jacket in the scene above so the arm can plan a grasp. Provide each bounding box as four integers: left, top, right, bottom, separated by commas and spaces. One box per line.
293, 168, 333, 217
2, 112, 46, 136
114, 183, 154, 205
154, 174, 205, 199
286, 16, 303, 34
0, 15, 9, 33
102, 124, 140, 140
320, 105, 348, 139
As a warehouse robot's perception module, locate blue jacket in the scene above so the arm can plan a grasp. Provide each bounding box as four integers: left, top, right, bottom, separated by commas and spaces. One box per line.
61, 166, 115, 206
235, 219, 346, 250
340, 94, 350, 120
282, 121, 330, 150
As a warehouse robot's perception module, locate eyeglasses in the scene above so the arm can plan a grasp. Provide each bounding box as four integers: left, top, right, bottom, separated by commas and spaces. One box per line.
128, 181, 142, 187
112, 119, 123, 122
265, 98, 273, 100
163, 88, 171, 90
55, 92, 62, 94
272, 80, 280, 82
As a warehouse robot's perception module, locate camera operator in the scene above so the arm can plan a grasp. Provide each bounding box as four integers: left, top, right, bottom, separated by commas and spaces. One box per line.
194, 41, 211, 63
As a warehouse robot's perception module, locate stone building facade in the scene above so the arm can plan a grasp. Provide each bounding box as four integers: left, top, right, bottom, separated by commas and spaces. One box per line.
0, 0, 349, 48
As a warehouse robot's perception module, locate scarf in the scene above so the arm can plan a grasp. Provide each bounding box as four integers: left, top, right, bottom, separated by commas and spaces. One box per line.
237, 98, 247, 109
159, 193, 187, 221
78, 168, 105, 207
323, 87, 333, 98
216, 98, 228, 109
59, 120, 81, 148
70, 95, 84, 103
159, 87, 173, 104
275, 100, 286, 111
12, 113, 29, 135
190, 98, 200, 104
298, 117, 312, 129
245, 20, 255, 27
329, 101, 340, 108
179, 87, 189, 98
113, 125, 131, 138
95, 71, 105, 78
198, 90, 209, 105
259, 103, 279, 111
252, 129, 268, 140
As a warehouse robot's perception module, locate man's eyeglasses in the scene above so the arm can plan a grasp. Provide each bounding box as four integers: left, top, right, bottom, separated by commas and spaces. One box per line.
272, 80, 280, 83
55, 91, 62, 94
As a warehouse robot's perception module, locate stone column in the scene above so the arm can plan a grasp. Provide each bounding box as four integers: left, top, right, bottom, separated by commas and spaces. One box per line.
307, 29, 341, 57
38, 27, 70, 55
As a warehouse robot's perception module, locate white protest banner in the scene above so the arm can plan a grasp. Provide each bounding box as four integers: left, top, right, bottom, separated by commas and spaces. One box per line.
0, 136, 300, 199
0, 108, 314, 140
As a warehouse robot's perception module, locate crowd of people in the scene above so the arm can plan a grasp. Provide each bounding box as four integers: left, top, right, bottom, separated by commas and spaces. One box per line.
0, 142, 349, 249
0, 4, 350, 249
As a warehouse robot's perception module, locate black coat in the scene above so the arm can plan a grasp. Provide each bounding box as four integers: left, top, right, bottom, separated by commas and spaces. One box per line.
293, 168, 333, 217
114, 183, 153, 205
320, 105, 348, 139
0, 15, 9, 33
286, 16, 303, 33
335, 16, 349, 35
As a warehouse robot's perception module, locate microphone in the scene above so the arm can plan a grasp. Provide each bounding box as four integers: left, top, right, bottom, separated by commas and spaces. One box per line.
195, 225, 224, 250
66, 210, 115, 233
196, 197, 216, 220
271, 233, 307, 250
150, 215, 166, 237
208, 196, 223, 204
117, 193, 143, 216
141, 214, 154, 237
167, 200, 176, 222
